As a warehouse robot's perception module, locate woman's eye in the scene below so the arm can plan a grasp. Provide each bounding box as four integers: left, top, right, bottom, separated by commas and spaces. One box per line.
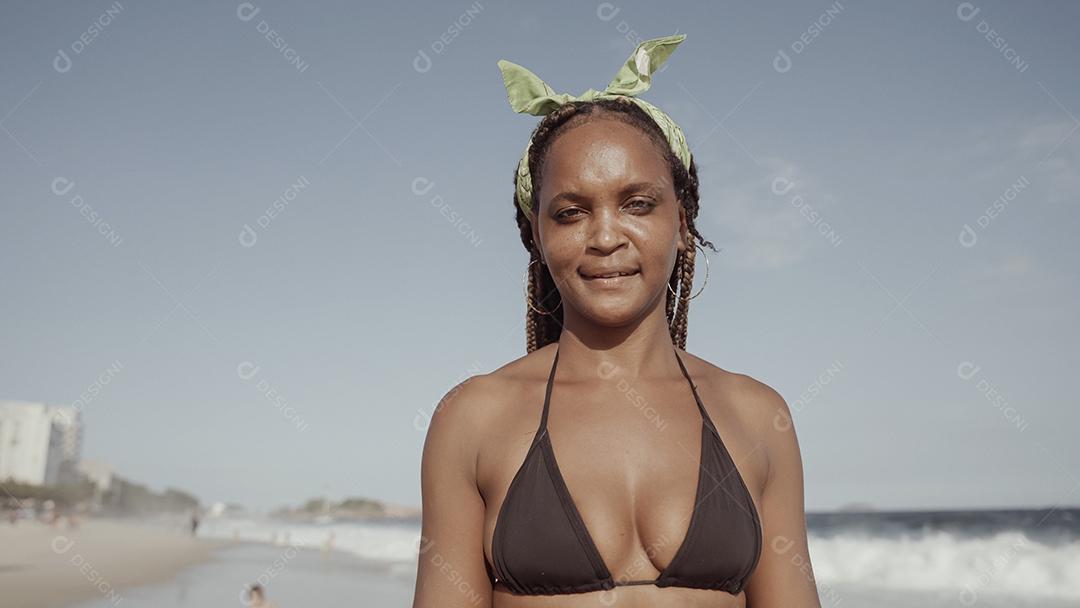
626, 199, 656, 211
555, 200, 653, 220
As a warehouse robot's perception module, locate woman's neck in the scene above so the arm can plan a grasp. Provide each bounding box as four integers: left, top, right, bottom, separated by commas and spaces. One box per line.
554, 306, 681, 381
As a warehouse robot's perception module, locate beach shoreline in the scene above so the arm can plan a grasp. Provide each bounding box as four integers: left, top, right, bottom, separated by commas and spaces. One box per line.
0, 517, 235, 608
64, 535, 418, 608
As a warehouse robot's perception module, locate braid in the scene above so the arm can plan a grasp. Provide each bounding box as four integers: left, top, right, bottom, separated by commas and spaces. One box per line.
514, 98, 717, 353
525, 257, 539, 353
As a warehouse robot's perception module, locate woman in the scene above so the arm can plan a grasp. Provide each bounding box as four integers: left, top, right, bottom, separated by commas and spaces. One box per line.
413, 35, 820, 607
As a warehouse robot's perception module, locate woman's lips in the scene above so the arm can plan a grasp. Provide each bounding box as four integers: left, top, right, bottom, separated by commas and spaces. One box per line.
581, 270, 640, 286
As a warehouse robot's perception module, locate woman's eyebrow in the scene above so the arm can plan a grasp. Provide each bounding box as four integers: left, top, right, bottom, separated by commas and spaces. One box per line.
548, 190, 590, 206
548, 181, 663, 206
619, 181, 664, 197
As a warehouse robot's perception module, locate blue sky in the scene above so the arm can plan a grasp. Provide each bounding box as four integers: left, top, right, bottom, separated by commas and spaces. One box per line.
1, 0, 1077, 512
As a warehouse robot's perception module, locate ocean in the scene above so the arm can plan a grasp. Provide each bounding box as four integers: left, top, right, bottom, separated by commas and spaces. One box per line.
69, 507, 1080, 607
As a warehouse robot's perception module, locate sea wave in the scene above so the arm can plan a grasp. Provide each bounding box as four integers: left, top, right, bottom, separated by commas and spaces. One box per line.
199, 516, 1080, 599
198, 516, 421, 565
808, 529, 1080, 600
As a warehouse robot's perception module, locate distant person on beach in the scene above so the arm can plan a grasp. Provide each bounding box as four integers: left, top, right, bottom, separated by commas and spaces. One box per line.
244, 583, 277, 607
190, 512, 199, 536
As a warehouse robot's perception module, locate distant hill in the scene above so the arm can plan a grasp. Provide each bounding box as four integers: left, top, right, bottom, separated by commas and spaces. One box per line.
272, 496, 420, 521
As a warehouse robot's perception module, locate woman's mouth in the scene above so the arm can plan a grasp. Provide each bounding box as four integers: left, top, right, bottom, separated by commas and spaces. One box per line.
580, 269, 640, 287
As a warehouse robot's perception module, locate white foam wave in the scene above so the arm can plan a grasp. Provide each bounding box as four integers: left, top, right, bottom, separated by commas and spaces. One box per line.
199, 516, 421, 565
809, 530, 1080, 600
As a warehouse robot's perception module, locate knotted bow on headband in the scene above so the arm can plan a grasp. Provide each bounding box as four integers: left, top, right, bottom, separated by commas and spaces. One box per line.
497, 34, 693, 218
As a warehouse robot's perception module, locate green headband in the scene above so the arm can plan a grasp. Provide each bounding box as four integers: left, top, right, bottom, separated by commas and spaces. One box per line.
497, 34, 693, 219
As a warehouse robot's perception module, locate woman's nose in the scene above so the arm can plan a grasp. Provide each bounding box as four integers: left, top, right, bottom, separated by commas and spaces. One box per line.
587, 206, 627, 253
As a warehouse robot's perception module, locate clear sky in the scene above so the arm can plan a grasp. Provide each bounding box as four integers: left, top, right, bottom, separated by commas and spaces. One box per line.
1, 1, 1077, 512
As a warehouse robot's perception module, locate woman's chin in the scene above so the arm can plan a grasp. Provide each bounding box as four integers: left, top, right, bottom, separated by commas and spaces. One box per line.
574, 301, 650, 327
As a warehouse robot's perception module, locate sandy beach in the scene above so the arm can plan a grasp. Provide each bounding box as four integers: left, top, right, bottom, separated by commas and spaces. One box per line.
68, 541, 417, 608
0, 517, 233, 608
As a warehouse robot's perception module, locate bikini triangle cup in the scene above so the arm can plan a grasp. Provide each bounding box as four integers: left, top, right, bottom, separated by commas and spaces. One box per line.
488, 346, 763, 596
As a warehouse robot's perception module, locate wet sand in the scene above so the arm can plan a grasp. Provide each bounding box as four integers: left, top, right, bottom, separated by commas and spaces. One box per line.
66, 541, 416, 608
0, 517, 233, 608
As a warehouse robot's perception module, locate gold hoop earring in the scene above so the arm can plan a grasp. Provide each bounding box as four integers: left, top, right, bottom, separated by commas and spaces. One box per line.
523, 258, 563, 316
668, 242, 710, 300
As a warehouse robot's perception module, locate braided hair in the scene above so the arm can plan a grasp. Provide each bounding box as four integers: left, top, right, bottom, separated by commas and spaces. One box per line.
515, 96, 718, 353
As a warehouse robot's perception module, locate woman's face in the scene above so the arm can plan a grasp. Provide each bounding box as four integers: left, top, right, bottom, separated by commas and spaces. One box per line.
532, 114, 688, 328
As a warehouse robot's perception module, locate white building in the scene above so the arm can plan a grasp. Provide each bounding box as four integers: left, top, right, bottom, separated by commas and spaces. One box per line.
0, 401, 83, 486
77, 460, 113, 493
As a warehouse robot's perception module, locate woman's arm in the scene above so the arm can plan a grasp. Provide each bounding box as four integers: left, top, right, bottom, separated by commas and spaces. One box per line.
744, 383, 822, 607
412, 379, 494, 608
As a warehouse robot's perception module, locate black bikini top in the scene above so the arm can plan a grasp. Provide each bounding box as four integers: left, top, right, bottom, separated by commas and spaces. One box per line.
486, 345, 762, 596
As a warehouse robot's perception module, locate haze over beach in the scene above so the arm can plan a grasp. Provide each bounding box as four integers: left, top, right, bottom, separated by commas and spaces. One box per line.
2, 1, 1079, 606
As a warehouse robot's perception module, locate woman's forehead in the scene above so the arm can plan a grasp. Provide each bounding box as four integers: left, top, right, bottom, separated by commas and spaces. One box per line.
542, 118, 672, 193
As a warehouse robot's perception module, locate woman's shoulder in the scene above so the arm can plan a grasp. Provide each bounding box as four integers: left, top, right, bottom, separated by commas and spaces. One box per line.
486, 341, 559, 384
427, 344, 557, 437
676, 348, 792, 431
449, 342, 555, 396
